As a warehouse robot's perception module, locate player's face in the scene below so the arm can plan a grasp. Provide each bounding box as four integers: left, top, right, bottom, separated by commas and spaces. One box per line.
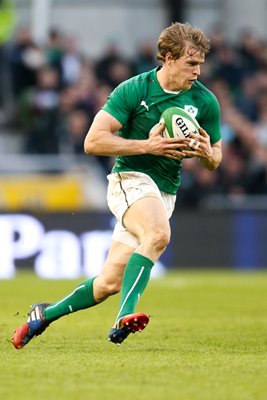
169, 47, 205, 91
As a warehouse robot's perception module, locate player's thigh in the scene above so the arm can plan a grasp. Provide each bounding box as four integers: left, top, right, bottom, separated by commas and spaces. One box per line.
123, 196, 170, 241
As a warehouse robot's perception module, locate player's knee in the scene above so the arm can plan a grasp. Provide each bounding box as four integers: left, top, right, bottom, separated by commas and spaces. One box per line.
148, 228, 170, 252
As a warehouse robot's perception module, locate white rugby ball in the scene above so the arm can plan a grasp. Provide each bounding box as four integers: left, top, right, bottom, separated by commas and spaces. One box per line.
160, 107, 200, 139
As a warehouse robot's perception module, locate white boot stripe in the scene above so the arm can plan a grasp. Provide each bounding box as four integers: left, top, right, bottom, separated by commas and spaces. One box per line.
35, 307, 40, 320
28, 306, 43, 321
31, 310, 36, 321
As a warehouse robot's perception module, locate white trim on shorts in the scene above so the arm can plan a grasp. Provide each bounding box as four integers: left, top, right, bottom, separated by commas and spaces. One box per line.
107, 171, 176, 249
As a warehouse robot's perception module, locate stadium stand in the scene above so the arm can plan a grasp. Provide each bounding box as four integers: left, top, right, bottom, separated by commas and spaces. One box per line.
1, 14, 267, 210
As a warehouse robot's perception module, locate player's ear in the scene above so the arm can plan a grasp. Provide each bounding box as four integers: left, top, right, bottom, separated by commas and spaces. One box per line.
166, 52, 175, 63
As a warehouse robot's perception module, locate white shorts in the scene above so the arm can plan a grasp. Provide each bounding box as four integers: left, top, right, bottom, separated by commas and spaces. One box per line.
107, 171, 176, 248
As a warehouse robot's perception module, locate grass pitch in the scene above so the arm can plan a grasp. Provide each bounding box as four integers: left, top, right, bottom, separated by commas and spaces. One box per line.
1, 269, 267, 400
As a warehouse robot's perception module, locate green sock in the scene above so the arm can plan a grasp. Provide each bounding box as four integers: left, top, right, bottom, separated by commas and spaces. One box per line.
44, 277, 97, 322
116, 253, 154, 321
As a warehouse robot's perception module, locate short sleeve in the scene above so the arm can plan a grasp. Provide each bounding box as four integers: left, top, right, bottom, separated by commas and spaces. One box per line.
102, 83, 135, 126
200, 94, 221, 144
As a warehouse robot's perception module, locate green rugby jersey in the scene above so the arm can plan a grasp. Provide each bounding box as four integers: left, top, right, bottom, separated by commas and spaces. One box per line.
102, 67, 221, 194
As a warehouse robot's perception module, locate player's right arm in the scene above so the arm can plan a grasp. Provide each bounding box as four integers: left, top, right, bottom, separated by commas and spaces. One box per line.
84, 110, 187, 159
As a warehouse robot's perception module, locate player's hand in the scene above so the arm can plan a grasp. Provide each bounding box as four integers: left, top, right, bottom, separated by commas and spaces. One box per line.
181, 127, 214, 159
147, 122, 189, 160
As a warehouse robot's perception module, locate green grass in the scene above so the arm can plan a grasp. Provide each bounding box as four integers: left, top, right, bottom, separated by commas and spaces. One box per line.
1, 269, 267, 400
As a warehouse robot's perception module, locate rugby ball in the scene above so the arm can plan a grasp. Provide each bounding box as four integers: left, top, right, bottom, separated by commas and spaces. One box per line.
160, 107, 200, 139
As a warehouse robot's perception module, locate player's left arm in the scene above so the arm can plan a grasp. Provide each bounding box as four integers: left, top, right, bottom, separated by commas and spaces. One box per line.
185, 92, 222, 170
182, 127, 222, 170
197, 127, 222, 170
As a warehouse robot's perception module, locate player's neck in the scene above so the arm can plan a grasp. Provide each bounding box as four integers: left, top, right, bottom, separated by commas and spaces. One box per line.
156, 67, 182, 93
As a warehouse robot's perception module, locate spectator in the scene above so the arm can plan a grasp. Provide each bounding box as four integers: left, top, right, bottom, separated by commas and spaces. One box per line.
9, 27, 44, 96
95, 41, 135, 88
133, 40, 157, 74
212, 45, 244, 98
61, 35, 83, 87
56, 108, 90, 155
237, 29, 263, 73
2, 23, 267, 200
45, 28, 64, 81
0, 0, 16, 111
17, 65, 60, 131
235, 74, 258, 121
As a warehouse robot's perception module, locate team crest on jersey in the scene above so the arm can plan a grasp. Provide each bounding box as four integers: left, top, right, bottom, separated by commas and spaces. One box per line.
184, 105, 198, 118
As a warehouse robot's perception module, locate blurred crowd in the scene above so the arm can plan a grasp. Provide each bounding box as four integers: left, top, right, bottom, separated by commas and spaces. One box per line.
181, 25, 267, 207
1, 24, 267, 207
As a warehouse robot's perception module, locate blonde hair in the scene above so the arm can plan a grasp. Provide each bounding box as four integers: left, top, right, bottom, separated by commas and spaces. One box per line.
156, 22, 211, 62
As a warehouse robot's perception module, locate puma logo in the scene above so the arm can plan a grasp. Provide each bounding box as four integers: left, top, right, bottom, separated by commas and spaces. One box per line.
140, 100, 149, 111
